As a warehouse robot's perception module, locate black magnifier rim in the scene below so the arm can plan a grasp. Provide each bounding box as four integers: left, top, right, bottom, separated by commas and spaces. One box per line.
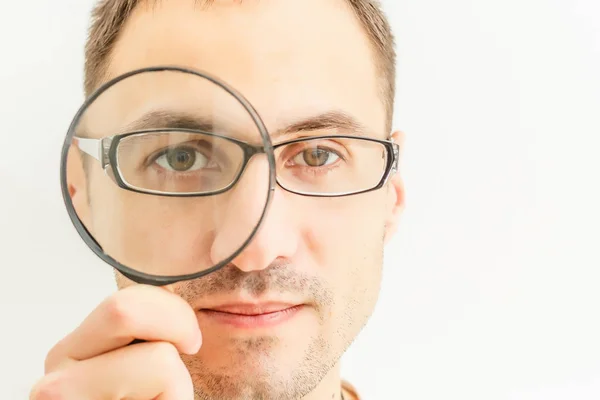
59, 65, 276, 286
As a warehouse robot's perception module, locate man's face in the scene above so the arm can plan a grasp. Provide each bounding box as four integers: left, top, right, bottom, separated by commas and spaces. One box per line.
70, 0, 403, 398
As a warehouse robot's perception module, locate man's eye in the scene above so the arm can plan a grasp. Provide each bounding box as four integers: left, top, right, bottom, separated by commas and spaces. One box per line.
292, 148, 340, 167
155, 146, 209, 172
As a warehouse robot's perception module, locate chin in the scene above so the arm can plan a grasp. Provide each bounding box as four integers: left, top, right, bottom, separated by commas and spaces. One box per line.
181, 332, 336, 400
185, 354, 301, 400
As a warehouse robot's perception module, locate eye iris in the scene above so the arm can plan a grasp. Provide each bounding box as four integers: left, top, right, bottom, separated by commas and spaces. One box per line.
303, 148, 330, 166
166, 148, 195, 171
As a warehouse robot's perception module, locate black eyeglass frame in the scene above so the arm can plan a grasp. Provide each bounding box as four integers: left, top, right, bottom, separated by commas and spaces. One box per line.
76, 128, 400, 198
60, 65, 400, 286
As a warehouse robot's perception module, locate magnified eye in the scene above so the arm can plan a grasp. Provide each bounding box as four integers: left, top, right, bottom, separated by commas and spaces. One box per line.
292, 147, 340, 167
155, 146, 210, 172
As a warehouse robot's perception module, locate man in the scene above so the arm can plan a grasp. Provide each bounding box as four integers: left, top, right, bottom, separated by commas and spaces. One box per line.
30, 0, 404, 398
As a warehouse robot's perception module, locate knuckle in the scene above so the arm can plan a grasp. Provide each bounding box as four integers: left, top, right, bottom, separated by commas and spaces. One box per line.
29, 373, 67, 400
153, 342, 182, 367
104, 291, 136, 331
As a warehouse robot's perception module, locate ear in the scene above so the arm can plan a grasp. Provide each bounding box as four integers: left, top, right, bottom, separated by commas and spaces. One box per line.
383, 130, 405, 245
66, 146, 92, 229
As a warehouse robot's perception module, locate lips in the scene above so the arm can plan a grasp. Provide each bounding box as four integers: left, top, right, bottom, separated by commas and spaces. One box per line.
202, 303, 299, 315
198, 302, 305, 329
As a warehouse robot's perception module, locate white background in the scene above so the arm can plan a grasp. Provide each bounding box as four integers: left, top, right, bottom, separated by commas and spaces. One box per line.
1, 0, 599, 398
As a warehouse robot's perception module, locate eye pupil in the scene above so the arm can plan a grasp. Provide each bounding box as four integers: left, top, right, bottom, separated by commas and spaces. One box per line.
303, 148, 330, 167
166, 147, 196, 171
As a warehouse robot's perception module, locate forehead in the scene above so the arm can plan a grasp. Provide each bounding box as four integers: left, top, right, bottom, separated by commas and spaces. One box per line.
105, 0, 386, 136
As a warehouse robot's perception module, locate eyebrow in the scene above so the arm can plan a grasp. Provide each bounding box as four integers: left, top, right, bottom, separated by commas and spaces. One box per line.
121, 109, 370, 141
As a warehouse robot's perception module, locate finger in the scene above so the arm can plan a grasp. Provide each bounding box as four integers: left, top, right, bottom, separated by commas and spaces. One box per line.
45, 285, 201, 373
31, 341, 194, 400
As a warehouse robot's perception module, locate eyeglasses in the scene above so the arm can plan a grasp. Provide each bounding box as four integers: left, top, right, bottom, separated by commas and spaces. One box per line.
75, 128, 399, 198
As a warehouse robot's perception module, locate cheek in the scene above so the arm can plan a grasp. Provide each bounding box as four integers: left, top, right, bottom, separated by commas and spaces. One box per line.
89, 184, 217, 275
297, 192, 387, 295
299, 192, 387, 264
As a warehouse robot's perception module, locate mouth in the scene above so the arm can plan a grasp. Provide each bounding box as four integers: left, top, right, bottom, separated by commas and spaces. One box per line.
198, 302, 305, 329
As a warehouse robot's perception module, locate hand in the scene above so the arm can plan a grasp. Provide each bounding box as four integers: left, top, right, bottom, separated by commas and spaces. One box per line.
29, 285, 202, 400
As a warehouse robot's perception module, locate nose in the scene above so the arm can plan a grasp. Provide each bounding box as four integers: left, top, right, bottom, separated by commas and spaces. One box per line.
209, 157, 298, 272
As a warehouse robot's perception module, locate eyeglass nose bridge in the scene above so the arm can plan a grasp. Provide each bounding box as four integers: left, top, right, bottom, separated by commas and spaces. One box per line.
234, 140, 277, 192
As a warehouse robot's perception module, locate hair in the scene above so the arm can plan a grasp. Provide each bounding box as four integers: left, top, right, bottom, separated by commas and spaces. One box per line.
83, 0, 396, 129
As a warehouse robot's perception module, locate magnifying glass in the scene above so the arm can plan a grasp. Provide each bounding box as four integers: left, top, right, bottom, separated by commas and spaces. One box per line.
60, 66, 276, 286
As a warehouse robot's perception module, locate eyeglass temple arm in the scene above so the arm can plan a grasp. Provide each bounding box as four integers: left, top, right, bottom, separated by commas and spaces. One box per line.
73, 136, 102, 161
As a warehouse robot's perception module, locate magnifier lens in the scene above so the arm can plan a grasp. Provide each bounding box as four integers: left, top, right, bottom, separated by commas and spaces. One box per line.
62, 68, 273, 282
